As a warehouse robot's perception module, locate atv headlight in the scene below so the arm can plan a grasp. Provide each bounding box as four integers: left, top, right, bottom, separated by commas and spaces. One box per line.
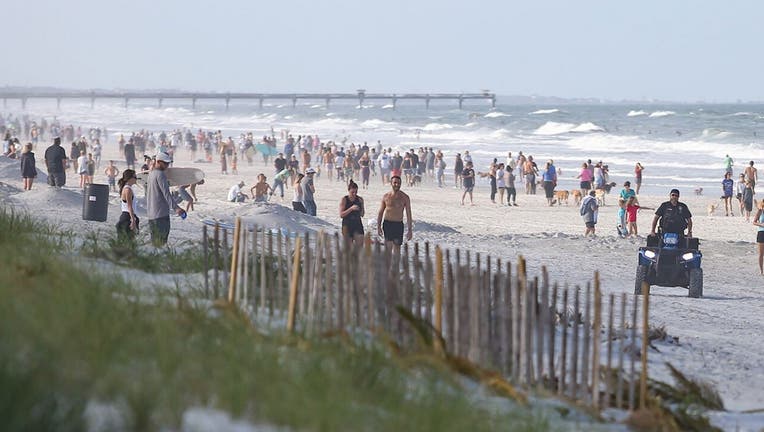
644, 250, 656, 259
682, 252, 694, 261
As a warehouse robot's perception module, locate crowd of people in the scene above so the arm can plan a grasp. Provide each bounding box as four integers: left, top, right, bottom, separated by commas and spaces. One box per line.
5, 113, 764, 272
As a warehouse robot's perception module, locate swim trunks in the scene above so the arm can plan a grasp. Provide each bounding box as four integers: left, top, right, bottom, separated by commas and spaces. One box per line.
382, 220, 404, 246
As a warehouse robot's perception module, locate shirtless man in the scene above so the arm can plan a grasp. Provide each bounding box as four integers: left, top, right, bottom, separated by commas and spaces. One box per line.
104, 160, 120, 192
377, 176, 413, 260
250, 174, 272, 202
745, 161, 758, 194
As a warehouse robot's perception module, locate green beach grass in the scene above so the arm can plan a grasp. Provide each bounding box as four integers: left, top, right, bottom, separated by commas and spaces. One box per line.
0, 207, 554, 431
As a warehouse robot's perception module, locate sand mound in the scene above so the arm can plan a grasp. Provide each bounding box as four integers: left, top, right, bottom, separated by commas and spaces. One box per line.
201, 202, 336, 235
9, 186, 84, 211
0, 155, 49, 185
412, 220, 458, 234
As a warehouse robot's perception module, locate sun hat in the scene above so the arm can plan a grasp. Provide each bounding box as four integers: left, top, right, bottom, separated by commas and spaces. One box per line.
156, 151, 173, 163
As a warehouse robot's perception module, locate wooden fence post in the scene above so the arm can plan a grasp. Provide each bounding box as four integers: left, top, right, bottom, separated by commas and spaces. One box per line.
616, 293, 627, 409
640, 285, 650, 409
365, 235, 375, 331
414, 242, 422, 320
523, 279, 533, 387
446, 249, 455, 351
323, 238, 334, 331
559, 287, 569, 397
434, 246, 443, 334
592, 273, 602, 410
266, 231, 278, 317
301, 232, 310, 318
629, 295, 638, 411
469, 254, 480, 363
222, 228, 229, 292
203, 225, 209, 298
307, 232, 323, 334
259, 229, 267, 313
227, 218, 241, 303
571, 286, 580, 399
605, 293, 615, 409
491, 258, 502, 370
504, 261, 513, 377
512, 258, 523, 383
286, 237, 302, 333
277, 229, 284, 313
213, 224, 220, 298
548, 283, 558, 391
240, 224, 248, 304
251, 225, 262, 308
538, 271, 548, 392
581, 283, 591, 403
285, 234, 292, 310
454, 249, 462, 357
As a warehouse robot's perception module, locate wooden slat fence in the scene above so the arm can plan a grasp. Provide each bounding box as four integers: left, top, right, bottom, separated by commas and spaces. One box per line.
200, 220, 653, 411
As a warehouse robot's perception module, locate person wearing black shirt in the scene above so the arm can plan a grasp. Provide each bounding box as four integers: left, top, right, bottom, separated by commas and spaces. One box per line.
650, 188, 693, 237
44, 137, 67, 187
339, 180, 365, 245
461, 161, 476, 205
454, 153, 464, 188
273, 153, 287, 174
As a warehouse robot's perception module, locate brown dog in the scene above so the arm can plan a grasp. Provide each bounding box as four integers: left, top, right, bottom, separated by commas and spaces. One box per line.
553, 190, 570, 205
595, 189, 608, 206
707, 202, 718, 216
571, 189, 583, 206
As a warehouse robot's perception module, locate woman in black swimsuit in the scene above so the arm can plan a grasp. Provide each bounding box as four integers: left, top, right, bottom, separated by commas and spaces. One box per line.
339, 180, 365, 245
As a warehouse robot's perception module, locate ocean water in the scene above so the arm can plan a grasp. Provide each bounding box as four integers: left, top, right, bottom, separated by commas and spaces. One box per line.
6, 98, 764, 196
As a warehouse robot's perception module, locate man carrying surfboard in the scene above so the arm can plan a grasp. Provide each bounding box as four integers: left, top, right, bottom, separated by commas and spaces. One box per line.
146, 151, 186, 247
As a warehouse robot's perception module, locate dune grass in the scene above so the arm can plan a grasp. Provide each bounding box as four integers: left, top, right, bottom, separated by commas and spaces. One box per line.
0, 207, 554, 431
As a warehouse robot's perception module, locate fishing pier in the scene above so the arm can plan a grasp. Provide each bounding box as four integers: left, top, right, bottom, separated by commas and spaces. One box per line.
0, 89, 496, 110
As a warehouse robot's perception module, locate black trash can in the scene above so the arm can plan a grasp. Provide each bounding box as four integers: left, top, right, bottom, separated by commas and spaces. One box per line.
82, 184, 110, 222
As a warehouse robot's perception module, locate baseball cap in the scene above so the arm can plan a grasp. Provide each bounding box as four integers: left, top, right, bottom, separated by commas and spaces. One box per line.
670, 188, 680, 196
156, 151, 173, 163
306, 167, 316, 174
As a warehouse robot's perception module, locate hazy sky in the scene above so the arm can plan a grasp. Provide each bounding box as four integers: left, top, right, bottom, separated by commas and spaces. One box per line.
3, 0, 762, 101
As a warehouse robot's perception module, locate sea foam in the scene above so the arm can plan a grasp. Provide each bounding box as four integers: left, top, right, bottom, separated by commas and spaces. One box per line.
649, 111, 675, 118
530, 109, 560, 115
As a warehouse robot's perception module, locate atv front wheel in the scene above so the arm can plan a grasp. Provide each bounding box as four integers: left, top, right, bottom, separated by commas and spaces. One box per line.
635, 264, 649, 295
688, 268, 703, 298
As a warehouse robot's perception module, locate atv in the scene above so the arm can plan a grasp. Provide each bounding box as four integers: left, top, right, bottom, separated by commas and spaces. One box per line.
635, 232, 703, 298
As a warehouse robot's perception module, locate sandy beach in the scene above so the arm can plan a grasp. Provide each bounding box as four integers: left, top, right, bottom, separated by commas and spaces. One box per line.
2, 140, 763, 421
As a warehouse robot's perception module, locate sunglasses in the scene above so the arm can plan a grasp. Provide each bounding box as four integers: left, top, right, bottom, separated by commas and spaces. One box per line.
670, 194, 679, 197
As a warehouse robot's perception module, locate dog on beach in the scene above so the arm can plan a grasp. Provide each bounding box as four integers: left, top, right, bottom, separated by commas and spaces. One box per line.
695, 187, 704, 196
553, 190, 570, 205
570, 189, 583, 206
594, 182, 617, 206
707, 202, 718, 216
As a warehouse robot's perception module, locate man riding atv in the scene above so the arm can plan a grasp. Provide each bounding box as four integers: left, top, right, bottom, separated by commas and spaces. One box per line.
650, 188, 693, 239
637, 188, 702, 297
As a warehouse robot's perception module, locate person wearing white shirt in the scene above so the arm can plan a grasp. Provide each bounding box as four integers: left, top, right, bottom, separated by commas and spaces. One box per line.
228, 181, 248, 202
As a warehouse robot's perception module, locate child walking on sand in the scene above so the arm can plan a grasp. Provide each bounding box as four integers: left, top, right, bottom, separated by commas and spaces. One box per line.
617, 198, 628, 237
626, 196, 653, 237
